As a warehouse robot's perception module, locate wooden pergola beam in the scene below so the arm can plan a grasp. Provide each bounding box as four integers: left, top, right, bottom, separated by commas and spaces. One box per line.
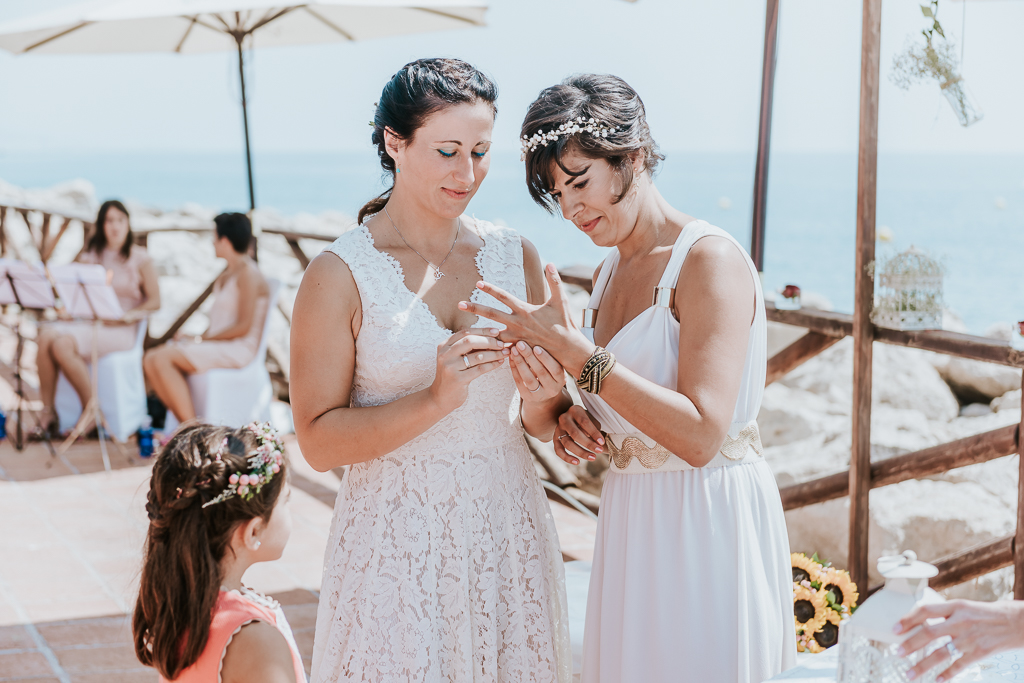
750, 0, 780, 272
850, 0, 883, 594
932, 536, 1014, 591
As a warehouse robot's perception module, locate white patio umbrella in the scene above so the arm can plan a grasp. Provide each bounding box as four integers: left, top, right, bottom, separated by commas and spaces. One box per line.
0, 0, 488, 209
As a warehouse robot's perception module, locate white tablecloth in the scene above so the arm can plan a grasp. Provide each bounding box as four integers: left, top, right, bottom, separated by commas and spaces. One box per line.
767, 649, 1024, 682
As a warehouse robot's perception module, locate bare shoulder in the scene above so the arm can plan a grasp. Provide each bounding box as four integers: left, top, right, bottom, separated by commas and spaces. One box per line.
677, 235, 755, 314
221, 620, 296, 683
294, 251, 360, 327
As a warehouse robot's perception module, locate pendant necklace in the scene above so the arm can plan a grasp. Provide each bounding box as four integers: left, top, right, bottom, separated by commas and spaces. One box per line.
383, 206, 461, 281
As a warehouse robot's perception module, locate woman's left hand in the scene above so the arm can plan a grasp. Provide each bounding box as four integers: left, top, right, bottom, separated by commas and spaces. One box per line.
459, 264, 593, 376
895, 599, 1024, 682
507, 341, 565, 403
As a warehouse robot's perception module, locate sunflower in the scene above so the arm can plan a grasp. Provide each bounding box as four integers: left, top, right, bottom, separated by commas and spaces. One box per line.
820, 567, 859, 612
792, 553, 821, 585
802, 632, 826, 654
812, 609, 843, 651
793, 584, 828, 634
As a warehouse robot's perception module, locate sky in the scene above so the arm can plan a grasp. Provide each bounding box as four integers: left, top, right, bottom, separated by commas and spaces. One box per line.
0, 0, 1022, 156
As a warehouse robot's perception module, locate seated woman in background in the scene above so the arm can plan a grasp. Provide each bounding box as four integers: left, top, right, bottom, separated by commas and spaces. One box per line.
144, 212, 270, 424
36, 199, 161, 437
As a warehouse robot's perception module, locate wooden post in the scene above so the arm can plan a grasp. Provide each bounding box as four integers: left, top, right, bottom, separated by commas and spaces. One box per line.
750, 0, 780, 273
1016, 372, 1024, 599
0, 206, 6, 257
849, 0, 883, 594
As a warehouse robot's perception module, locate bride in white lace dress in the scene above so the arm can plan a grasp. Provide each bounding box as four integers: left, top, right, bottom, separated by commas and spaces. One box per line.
289, 59, 571, 683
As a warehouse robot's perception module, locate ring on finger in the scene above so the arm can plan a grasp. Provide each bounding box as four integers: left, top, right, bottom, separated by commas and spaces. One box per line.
463, 354, 471, 369
557, 434, 570, 441
946, 641, 963, 660
529, 385, 543, 393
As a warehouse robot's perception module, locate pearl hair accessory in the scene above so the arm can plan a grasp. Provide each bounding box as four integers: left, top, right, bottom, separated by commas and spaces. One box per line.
201, 422, 285, 509
520, 116, 618, 161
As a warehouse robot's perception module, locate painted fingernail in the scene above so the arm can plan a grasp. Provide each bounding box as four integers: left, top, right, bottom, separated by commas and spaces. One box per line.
458, 302, 468, 310
597, 437, 605, 445
595, 447, 603, 453
491, 328, 500, 335
534, 346, 543, 355
477, 281, 485, 288
588, 455, 595, 461
503, 348, 510, 355
897, 646, 906, 656
517, 341, 527, 350
512, 346, 519, 356
906, 671, 916, 681
894, 624, 903, 634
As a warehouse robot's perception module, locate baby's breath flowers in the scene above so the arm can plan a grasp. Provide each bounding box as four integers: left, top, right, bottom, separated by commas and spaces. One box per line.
202, 422, 285, 509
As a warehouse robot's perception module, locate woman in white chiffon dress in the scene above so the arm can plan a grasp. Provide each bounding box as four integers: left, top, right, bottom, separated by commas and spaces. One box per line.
290, 59, 571, 682
462, 74, 796, 683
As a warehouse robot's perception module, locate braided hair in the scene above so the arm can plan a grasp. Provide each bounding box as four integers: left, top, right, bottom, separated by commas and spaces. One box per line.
132, 423, 287, 680
358, 57, 498, 224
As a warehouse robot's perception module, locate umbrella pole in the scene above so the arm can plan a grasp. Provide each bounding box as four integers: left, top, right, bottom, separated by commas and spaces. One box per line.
236, 34, 256, 211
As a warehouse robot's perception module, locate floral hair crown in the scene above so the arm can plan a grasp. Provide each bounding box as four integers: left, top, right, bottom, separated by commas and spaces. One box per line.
520, 116, 618, 161
201, 422, 285, 509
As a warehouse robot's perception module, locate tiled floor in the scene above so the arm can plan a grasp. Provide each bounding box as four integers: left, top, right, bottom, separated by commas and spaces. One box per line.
0, 430, 597, 681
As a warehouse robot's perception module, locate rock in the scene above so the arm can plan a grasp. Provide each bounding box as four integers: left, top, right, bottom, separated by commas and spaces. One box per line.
940, 357, 1022, 404
992, 389, 1021, 413
960, 403, 993, 417
984, 322, 1014, 342
777, 338, 960, 422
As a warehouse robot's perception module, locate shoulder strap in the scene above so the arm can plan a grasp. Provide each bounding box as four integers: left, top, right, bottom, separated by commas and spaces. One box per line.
658, 220, 710, 289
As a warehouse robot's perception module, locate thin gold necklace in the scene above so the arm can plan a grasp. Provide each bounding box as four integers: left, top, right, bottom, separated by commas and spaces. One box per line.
383, 206, 461, 282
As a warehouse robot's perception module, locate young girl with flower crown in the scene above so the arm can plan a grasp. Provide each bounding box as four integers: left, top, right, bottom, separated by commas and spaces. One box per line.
132, 422, 305, 683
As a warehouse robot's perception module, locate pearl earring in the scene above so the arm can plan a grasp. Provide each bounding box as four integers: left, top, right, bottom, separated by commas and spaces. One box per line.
254, 540, 261, 550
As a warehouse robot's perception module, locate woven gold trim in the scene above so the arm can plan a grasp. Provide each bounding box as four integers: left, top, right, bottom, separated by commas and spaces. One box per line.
720, 422, 764, 460
607, 436, 672, 470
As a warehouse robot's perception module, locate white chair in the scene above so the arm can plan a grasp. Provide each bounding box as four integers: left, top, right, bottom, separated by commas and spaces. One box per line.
165, 278, 281, 432
55, 320, 149, 442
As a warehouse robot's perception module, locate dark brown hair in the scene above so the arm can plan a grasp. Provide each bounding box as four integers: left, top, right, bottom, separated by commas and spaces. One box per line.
213, 212, 252, 254
132, 423, 287, 680
358, 58, 498, 224
87, 199, 134, 259
521, 74, 664, 213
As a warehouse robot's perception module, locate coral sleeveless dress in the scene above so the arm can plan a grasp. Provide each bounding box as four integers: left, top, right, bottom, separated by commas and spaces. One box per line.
578, 221, 796, 683
165, 587, 306, 683
310, 219, 571, 683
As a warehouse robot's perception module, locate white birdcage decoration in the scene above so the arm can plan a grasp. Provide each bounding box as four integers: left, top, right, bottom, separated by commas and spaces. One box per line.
872, 247, 944, 331
837, 551, 955, 683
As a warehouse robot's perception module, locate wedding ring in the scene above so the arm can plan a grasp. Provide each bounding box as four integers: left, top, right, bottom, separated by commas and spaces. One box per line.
557, 434, 570, 441
529, 385, 543, 393
463, 355, 471, 369
946, 640, 963, 660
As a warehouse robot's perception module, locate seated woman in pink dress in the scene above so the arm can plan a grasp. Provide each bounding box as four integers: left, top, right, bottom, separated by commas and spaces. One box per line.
36, 199, 161, 436
144, 212, 270, 424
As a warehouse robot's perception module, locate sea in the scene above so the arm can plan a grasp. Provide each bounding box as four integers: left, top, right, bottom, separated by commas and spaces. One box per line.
0, 150, 1021, 335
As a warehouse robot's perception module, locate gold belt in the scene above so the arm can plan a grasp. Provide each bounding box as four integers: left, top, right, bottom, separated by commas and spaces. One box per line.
605, 422, 765, 471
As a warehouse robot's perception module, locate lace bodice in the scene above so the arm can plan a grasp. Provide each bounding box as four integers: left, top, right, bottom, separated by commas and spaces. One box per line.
310, 218, 571, 683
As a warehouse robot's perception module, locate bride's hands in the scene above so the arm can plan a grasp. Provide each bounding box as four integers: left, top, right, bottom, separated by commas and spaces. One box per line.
506, 341, 565, 403
458, 264, 594, 377
554, 406, 605, 466
429, 327, 506, 414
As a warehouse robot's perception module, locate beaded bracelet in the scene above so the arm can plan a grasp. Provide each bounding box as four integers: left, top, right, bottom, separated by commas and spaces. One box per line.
576, 346, 617, 395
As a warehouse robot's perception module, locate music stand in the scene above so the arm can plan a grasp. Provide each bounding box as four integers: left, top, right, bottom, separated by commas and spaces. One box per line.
49, 263, 126, 470
0, 259, 57, 453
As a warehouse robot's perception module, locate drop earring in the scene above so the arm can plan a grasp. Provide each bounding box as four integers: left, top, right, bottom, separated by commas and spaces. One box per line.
397, 166, 401, 174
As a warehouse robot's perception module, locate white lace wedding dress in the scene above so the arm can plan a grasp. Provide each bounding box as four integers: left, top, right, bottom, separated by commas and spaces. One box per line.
309, 218, 571, 683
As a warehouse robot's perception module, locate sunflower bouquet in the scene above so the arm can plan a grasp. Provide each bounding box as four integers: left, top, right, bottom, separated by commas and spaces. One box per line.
792, 553, 859, 653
